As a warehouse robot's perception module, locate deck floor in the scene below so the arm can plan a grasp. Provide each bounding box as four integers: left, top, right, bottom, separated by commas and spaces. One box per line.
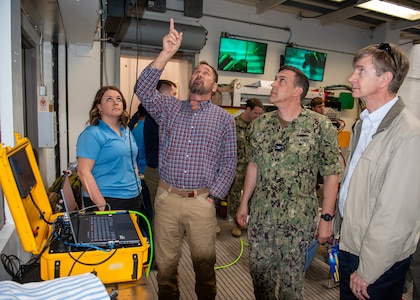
108, 217, 414, 300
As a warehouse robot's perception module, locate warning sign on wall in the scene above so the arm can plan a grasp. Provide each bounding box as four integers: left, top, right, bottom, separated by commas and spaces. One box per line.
39, 96, 48, 112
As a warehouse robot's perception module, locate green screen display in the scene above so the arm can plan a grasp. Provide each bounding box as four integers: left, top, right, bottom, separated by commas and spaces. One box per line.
284, 46, 327, 82
217, 37, 267, 74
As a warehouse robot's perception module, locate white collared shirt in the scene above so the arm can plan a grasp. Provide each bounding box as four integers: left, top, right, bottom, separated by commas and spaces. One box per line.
338, 96, 398, 217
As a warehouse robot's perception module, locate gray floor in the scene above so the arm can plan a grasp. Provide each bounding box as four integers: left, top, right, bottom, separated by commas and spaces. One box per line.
109, 217, 413, 299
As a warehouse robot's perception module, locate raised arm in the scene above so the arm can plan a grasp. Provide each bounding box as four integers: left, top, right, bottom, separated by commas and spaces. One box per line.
151, 18, 183, 70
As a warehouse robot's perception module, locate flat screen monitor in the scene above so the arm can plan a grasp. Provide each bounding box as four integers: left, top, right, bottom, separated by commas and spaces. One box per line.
283, 46, 327, 82
8, 148, 36, 198
217, 36, 268, 74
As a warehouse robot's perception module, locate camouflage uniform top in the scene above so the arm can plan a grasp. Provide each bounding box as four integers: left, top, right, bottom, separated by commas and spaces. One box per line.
235, 114, 251, 170
249, 108, 342, 227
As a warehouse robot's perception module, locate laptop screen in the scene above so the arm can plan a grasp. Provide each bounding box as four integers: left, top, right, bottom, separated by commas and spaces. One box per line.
60, 174, 80, 244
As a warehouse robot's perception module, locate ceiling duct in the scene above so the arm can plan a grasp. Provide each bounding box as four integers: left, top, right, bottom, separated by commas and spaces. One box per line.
111, 18, 207, 52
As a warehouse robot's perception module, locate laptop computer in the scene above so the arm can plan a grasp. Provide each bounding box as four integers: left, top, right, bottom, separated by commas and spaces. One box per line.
60, 173, 141, 249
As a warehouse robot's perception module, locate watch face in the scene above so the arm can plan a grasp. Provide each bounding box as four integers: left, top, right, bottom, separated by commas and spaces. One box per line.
322, 214, 333, 221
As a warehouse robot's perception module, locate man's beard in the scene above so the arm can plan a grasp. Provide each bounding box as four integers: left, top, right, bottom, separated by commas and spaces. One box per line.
189, 80, 212, 95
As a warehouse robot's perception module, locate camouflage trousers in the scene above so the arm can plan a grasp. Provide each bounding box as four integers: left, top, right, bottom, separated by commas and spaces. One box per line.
227, 166, 246, 218
248, 222, 317, 300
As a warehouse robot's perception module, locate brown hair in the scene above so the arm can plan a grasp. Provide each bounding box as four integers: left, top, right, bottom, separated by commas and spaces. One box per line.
87, 86, 130, 127
311, 97, 324, 108
246, 98, 264, 110
353, 43, 409, 94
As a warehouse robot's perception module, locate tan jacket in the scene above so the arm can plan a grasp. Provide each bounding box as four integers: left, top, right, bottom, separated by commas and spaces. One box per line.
340, 98, 420, 284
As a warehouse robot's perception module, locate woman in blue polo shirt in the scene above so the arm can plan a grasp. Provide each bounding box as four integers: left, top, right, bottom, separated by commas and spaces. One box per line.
76, 86, 142, 211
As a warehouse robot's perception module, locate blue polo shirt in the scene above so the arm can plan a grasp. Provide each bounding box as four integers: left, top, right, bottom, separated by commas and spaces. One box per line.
76, 120, 141, 199
131, 119, 146, 174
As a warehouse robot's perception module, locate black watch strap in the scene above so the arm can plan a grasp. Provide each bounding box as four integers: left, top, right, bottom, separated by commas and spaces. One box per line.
321, 213, 335, 221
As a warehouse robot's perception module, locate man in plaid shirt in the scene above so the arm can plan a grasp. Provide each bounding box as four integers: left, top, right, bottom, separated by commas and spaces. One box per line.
134, 19, 237, 300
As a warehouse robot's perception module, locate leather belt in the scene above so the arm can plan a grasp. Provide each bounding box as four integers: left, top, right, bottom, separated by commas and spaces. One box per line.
159, 180, 209, 198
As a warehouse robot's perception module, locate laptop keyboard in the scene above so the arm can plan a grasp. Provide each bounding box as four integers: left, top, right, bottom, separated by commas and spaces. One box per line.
90, 216, 116, 242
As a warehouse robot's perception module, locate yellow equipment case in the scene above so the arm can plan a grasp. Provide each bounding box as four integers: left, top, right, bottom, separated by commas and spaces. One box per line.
0, 133, 149, 284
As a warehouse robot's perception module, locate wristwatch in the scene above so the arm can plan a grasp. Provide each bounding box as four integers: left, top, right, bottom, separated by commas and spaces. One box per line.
208, 194, 222, 206
320, 213, 335, 221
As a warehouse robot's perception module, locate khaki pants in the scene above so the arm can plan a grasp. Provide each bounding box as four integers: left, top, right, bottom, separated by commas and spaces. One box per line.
154, 183, 217, 300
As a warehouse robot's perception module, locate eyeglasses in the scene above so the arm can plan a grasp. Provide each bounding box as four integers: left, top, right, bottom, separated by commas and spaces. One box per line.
378, 43, 397, 68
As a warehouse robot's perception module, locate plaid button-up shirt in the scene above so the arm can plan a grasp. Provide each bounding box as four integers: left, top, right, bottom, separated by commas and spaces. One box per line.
135, 64, 237, 199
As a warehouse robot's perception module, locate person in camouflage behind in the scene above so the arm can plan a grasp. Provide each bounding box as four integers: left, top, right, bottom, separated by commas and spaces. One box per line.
227, 97, 264, 237
236, 65, 342, 299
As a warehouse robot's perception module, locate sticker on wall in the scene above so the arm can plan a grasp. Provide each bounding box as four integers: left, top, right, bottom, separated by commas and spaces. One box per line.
39, 96, 48, 112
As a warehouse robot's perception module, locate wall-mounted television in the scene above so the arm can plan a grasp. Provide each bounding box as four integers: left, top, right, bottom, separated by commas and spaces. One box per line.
217, 36, 268, 75
8, 148, 37, 198
283, 46, 327, 82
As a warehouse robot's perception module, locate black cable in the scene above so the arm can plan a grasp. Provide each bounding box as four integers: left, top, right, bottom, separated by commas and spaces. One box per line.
127, 0, 145, 210
66, 247, 118, 277
0, 252, 42, 283
29, 192, 53, 225
1, 254, 23, 281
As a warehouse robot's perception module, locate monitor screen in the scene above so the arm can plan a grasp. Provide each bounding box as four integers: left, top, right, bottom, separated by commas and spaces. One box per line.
8, 148, 36, 198
283, 46, 327, 82
217, 36, 268, 74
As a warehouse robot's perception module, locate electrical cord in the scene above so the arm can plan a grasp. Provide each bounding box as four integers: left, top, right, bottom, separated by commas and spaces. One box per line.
214, 238, 249, 270
1, 254, 24, 281
29, 193, 53, 225
80, 203, 111, 213
128, 210, 153, 278
1, 252, 42, 283
66, 247, 118, 277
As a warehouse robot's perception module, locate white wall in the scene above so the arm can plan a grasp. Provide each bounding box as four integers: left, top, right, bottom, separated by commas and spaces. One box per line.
66, 43, 115, 165
400, 44, 420, 118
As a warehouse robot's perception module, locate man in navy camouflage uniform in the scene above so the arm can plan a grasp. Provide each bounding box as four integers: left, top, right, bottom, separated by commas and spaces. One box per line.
237, 65, 342, 299
228, 97, 264, 237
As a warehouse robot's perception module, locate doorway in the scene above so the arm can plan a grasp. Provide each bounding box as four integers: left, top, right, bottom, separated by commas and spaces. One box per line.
120, 54, 193, 117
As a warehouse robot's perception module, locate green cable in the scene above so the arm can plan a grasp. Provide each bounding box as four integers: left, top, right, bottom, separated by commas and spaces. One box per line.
214, 237, 249, 270
94, 210, 153, 278
129, 210, 153, 278
97, 210, 248, 275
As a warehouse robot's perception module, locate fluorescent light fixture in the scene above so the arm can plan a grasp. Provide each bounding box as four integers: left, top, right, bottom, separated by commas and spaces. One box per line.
357, 0, 420, 21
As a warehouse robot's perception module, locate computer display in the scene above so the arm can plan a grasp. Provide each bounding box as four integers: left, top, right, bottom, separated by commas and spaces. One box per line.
217, 36, 268, 74
283, 46, 327, 82
8, 148, 36, 198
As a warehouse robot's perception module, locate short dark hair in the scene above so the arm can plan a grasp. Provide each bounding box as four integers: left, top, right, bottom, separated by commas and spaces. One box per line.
157, 79, 177, 92
246, 98, 264, 110
137, 103, 147, 118
311, 97, 324, 108
279, 65, 309, 101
